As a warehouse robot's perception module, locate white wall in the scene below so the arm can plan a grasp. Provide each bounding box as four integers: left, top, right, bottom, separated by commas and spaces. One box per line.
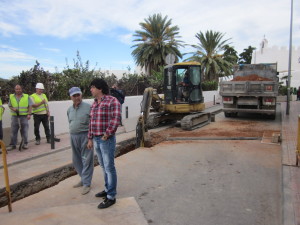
252, 45, 300, 88
2, 91, 218, 141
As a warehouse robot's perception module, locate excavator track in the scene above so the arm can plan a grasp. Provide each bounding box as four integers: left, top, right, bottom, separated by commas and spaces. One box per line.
181, 112, 211, 130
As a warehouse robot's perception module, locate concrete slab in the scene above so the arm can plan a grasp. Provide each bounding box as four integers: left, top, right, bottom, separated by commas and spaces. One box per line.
0, 197, 148, 225
0, 139, 281, 225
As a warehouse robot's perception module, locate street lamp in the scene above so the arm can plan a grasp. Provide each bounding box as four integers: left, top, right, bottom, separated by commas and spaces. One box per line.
286, 0, 293, 115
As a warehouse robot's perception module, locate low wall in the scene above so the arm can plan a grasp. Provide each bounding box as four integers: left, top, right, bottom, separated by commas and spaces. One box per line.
1, 91, 219, 144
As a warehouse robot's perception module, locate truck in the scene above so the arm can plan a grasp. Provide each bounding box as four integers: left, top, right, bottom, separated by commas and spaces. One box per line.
219, 63, 279, 119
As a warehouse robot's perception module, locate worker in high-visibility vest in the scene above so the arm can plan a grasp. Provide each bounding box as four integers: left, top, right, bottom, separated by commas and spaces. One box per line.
7, 85, 33, 151
30, 83, 50, 145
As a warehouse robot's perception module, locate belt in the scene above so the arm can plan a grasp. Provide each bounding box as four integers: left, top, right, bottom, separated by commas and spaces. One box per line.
94, 135, 104, 137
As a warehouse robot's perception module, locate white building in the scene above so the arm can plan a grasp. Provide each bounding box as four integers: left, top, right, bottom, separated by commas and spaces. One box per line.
252, 37, 300, 89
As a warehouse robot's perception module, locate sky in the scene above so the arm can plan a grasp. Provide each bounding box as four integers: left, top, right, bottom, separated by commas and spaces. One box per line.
0, 0, 300, 80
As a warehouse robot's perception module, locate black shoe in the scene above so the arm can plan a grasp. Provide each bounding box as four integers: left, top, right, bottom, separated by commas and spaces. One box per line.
95, 190, 107, 198
47, 139, 51, 144
98, 197, 116, 209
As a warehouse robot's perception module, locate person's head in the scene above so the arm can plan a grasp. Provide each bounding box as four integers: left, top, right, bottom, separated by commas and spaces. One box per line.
69, 87, 82, 106
35, 83, 45, 94
90, 78, 109, 98
14, 85, 23, 95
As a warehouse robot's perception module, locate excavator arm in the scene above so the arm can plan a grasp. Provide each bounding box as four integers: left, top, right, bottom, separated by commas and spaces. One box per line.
135, 88, 162, 148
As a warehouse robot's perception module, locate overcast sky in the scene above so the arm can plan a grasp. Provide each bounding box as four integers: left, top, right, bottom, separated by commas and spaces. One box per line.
0, 0, 299, 79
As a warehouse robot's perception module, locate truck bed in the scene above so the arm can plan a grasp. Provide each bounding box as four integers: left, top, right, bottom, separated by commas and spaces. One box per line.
219, 80, 278, 97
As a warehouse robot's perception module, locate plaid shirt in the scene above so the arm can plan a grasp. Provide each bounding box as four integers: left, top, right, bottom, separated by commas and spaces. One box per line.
88, 95, 121, 139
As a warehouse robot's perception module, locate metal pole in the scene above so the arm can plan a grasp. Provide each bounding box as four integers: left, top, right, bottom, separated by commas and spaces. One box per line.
297, 115, 300, 166
1, 141, 12, 212
286, 0, 293, 115
50, 116, 55, 149
126, 106, 128, 119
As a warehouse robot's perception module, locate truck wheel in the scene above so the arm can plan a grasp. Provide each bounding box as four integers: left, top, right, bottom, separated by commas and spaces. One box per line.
224, 112, 231, 117
232, 112, 238, 117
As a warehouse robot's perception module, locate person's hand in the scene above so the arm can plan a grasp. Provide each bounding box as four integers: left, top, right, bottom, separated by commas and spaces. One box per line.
27, 114, 31, 120
101, 135, 108, 141
87, 139, 93, 149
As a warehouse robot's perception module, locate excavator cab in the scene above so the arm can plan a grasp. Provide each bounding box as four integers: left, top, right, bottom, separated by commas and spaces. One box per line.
136, 62, 209, 147
164, 62, 204, 105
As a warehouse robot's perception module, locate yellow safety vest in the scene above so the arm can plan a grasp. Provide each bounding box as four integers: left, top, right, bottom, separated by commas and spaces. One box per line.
0, 98, 3, 121
31, 93, 48, 113
9, 94, 29, 116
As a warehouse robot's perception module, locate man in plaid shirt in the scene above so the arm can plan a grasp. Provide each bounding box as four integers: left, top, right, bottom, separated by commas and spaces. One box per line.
87, 78, 121, 209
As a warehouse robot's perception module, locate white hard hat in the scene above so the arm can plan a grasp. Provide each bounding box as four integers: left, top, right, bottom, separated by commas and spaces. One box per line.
36, 83, 44, 89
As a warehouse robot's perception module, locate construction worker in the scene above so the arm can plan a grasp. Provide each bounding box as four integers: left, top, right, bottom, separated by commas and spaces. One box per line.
7, 85, 32, 150
31, 83, 51, 145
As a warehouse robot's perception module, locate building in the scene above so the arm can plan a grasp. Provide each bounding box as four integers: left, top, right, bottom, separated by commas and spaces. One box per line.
252, 37, 300, 89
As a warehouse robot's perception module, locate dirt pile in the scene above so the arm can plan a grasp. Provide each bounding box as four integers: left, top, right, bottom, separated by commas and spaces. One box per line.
232, 74, 272, 81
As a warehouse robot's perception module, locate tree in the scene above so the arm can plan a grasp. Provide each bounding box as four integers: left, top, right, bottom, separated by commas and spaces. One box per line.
131, 13, 183, 76
186, 30, 233, 81
223, 45, 238, 65
238, 46, 256, 64
16, 61, 53, 99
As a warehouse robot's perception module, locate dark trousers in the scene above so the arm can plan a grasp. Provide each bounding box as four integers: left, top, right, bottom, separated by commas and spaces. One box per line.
33, 114, 50, 141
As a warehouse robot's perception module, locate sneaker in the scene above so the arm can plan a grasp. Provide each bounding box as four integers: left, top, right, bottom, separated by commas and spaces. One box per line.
22, 144, 28, 149
35, 140, 40, 145
7, 145, 16, 151
81, 186, 91, 195
98, 197, 116, 209
95, 190, 107, 198
73, 181, 83, 188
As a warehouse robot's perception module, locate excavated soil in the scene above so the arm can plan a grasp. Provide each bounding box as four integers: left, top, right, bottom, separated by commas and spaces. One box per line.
232, 74, 273, 81
146, 119, 280, 146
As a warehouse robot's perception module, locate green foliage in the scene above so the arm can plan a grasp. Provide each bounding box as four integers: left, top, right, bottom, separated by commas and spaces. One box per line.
131, 13, 183, 75
223, 45, 238, 65
238, 46, 256, 64
148, 66, 164, 93
186, 30, 234, 82
201, 80, 218, 91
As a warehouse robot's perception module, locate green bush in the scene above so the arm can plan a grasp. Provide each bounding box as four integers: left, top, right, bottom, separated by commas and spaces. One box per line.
201, 80, 218, 91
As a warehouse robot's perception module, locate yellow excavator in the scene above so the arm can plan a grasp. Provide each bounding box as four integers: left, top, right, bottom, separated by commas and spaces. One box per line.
136, 61, 211, 147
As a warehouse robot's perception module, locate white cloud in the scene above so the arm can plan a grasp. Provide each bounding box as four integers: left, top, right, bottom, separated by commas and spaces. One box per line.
41, 47, 61, 53
0, 45, 35, 61
0, 0, 299, 78
0, 21, 23, 36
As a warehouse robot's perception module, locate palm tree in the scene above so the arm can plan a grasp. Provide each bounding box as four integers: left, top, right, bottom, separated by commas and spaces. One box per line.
238, 46, 256, 64
131, 13, 183, 76
186, 30, 233, 81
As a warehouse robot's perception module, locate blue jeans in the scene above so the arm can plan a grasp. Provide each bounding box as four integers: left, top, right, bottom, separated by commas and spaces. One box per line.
94, 135, 117, 200
10, 115, 29, 146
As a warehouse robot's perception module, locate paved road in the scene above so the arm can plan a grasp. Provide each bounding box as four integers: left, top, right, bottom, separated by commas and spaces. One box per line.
0, 109, 282, 225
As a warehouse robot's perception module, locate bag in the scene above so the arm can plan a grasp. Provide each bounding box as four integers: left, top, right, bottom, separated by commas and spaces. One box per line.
110, 88, 125, 104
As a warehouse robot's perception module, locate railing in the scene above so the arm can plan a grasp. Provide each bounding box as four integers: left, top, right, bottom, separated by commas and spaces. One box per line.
0, 140, 12, 212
